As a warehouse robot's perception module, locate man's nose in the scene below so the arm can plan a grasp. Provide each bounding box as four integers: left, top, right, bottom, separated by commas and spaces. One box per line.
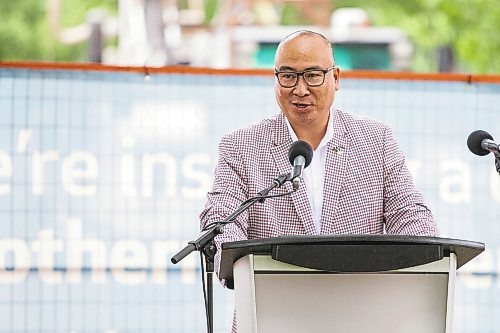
293, 75, 310, 96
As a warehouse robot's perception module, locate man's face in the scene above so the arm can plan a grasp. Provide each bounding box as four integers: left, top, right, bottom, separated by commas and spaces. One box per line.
274, 35, 340, 130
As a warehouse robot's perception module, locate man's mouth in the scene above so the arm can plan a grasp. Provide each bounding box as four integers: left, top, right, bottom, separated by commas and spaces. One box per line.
292, 103, 311, 109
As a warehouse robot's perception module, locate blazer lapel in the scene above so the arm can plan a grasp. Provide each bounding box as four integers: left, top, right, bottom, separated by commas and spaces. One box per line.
321, 110, 350, 234
271, 113, 316, 235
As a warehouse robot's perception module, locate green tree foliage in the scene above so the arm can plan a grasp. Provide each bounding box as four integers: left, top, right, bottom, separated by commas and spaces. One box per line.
203, 0, 219, 24
335, 0, 500, 73
0, 0, 116, 62
0, 1, 49, 60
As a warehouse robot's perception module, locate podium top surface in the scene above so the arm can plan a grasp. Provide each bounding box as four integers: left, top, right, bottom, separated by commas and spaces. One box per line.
219, 235, 484, 286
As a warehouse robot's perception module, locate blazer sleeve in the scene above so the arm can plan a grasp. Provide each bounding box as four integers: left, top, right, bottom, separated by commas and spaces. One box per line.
199, 134, 250, 284
382, 125, 439, 236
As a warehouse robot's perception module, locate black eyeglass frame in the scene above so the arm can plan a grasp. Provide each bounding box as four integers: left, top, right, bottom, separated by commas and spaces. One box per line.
274, 65, 336, 88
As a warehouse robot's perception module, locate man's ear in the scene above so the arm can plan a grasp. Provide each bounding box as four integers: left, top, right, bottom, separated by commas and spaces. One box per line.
334, 67, 341, 91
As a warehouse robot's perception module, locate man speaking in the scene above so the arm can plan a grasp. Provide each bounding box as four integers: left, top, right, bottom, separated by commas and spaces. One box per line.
199, 30, 438, 330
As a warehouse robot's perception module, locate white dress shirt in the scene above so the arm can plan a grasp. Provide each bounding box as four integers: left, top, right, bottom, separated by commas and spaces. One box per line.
285, 109, 334, 234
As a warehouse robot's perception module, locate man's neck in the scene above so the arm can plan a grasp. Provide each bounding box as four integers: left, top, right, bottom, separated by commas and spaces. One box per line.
286, 111, 332, 150
293, 125, 326, 150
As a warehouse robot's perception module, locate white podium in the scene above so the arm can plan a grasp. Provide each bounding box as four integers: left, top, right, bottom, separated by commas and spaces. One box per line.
220, 235, 484, 333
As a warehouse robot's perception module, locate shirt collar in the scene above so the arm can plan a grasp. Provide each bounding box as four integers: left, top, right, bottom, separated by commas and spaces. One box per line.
285, 109, 334, 150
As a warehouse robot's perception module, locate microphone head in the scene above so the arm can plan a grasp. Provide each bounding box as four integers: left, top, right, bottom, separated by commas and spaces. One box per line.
467, 130, 493, 156
288, 140, 313, 167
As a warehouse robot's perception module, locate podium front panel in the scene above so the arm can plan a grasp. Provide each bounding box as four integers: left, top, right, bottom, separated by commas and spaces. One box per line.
234, 254, 456, 333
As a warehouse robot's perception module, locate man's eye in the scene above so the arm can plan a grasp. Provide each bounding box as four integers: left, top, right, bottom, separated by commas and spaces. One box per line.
305, 72, 321, 78
281, 73, 296, 79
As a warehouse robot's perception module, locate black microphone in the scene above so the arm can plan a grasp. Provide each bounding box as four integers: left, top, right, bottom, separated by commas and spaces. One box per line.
467, 130, 500, 156
288, 140, 313, 190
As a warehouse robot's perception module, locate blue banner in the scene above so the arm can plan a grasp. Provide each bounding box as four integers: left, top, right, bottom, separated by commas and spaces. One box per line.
0, 67, 498, 332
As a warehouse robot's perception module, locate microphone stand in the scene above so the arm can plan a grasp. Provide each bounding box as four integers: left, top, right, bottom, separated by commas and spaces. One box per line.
170, 173, 291, 333
492, 151, 500, 176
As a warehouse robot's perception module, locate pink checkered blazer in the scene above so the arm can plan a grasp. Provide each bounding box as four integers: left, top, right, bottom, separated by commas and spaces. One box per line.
200, 109, 438, 280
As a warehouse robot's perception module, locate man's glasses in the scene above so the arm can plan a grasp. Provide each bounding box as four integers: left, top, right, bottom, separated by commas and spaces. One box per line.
274, 66, 336, 88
